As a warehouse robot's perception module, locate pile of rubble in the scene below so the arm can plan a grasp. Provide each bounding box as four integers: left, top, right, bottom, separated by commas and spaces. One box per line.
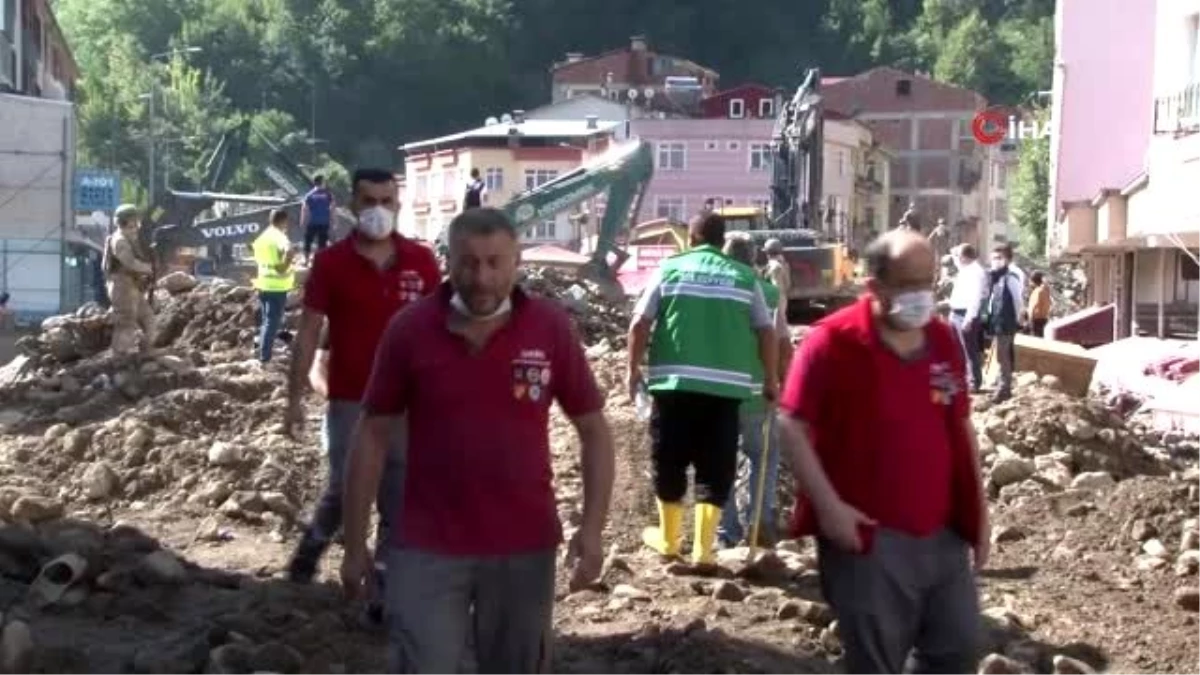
0, 519, 384, 673
974, 372, 1187, 503
12, 272, 298, 372
520, 267, 631, 348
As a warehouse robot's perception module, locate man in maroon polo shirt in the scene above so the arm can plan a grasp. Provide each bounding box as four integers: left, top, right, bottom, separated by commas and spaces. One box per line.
344, 207, 615, 673
283, 168, 440, 625
778, 229, 989, 673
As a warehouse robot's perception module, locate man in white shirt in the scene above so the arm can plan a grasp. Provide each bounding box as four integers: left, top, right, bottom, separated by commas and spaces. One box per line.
986, 245, 1026, 402
948, 244, 989, 392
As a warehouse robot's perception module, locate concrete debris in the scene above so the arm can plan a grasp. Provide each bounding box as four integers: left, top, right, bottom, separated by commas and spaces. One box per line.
975, 375, 1176, 504
519, 267, 631, 347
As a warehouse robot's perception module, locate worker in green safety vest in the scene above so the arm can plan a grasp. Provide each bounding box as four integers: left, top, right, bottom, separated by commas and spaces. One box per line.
251, 208, 297, 363
627, 212, 780, 568
717, 232, 792, 548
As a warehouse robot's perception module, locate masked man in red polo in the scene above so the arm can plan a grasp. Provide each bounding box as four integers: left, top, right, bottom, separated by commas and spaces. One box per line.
283, 168, 441, 626
778, 229, 989, 673
344, 207, 615, 673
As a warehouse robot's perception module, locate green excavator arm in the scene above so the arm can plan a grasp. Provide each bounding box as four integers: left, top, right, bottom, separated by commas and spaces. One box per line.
501, 140, 653, 290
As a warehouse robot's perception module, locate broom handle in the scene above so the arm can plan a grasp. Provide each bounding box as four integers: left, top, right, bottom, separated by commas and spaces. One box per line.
747, 413, 773, 557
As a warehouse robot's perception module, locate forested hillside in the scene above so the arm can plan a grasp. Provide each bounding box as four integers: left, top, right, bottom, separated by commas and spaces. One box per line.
54, 0, 1055, 199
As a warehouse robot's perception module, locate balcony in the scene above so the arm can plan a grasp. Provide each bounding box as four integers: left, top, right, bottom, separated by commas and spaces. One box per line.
1153, 82, 1200, 135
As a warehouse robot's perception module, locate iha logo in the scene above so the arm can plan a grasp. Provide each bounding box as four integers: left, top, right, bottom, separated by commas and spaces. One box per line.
971, 109, 1051, 145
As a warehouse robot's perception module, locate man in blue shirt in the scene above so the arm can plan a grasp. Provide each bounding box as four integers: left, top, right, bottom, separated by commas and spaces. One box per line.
301, 175, 335, 265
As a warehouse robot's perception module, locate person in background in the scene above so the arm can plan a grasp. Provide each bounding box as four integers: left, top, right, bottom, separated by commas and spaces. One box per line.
778, 228, 987, 674
947, 244, 989, 392
102, 204, 156, 354
463, 168, 486, 210
346, 207, 614, 673
301, 175, 335, 266
763, 238, 791, 300
284, 168, 441, 626
1001, 242, 1027, 287
717, 232, 790, 548
628, 212, 779, 568
251, 209, 296, 363
986, 244, 1025, 402
1027, 271, 1052, 338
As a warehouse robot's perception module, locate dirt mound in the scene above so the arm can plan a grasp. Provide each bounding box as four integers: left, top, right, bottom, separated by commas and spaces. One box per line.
974, 374, 1177, 506
13, 275, 299, 372
521, 267, 632, 348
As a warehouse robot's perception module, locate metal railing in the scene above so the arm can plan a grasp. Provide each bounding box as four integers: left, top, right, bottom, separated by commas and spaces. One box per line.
1153, 82, 1200, 134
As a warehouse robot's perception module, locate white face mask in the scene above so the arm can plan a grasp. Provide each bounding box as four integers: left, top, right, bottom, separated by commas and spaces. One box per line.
888, 290, 936, 330
356, 206, 396, 240
450, 292, 512, 321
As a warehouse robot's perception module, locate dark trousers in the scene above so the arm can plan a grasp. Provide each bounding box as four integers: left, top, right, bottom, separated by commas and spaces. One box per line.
649, 390, 741, 506
257, 290, 288, 363
950, 310, 983, 390
1030, 318, 1048, 338
304, 222, 331, 259
819, 528, 980, 673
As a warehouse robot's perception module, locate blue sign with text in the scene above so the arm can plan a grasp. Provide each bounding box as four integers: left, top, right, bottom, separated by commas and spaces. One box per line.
74, 169, 122, 212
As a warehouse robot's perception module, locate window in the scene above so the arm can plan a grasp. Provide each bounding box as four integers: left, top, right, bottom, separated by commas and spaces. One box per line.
727, 140, 741, 151
729, 98, 745, 118
655, 197, 685, 220
485, 167, 504, 191
706, 196, 724, 209
704, 140, 720, 151
759, 98, 774, 118
428, 172, 443, 199
414, 216, 429, 238
656, 142, 686, 170
524, 169, 559, 191
896, 79, 912, 96
837, 150, 846, 177
414, 175, 428, 202
533, 220, 557, 239
443, 170, 458, 196
749, 143, 771, 171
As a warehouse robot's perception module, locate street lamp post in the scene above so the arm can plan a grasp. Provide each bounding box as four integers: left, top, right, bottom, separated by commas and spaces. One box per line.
146, 46, 202, 207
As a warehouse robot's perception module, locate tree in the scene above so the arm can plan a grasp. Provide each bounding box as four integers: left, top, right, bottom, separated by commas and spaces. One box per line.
1008, 108, 1051, 257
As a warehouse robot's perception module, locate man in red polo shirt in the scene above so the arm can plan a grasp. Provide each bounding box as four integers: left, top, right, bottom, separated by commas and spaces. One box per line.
345, 207, 615, 673
778, 229, 989, 673
282, 167, 440, 625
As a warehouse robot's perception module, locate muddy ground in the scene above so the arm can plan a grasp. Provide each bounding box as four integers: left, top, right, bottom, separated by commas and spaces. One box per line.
0, 276, 1196, 673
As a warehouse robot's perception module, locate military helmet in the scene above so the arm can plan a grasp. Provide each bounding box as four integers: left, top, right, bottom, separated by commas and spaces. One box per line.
114, 204, 140, 225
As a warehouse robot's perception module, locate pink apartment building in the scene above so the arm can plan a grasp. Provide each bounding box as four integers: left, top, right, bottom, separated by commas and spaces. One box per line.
629, 116, 776, 222
1052, 0, 1199, 340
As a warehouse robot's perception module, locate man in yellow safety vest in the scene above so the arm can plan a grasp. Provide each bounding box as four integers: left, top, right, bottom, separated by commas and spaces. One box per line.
252, 209, 296, 363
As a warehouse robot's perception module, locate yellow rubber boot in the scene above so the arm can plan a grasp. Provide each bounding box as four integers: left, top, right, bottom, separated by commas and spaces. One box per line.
692, 503, 722, 566
642, 500, 684, 557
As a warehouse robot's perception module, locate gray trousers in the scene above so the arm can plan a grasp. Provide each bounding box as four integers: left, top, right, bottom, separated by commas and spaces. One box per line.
386, 548, 556, 674
310, 400, 405, 571
992, 332, 1016, 395
818, 528, 980, 674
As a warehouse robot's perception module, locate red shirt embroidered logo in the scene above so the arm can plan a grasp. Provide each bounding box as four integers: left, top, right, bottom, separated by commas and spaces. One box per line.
398, 270, 425, 303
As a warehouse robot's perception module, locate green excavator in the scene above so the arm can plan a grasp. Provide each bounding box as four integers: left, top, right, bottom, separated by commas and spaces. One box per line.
437, 139, 654, 296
